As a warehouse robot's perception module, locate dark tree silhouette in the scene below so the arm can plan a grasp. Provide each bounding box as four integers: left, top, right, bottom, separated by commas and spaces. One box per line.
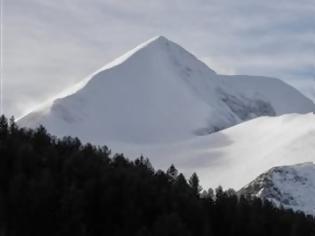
189, 172, 202, 197
0, 115, 315, 236
166, 164, 178, 180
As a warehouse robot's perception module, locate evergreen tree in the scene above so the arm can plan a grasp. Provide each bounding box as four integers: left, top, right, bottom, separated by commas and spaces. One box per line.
189, 172, 202, 196
215, 186, 224, 200
166, 164, 178, 180
0, 115, 8, 138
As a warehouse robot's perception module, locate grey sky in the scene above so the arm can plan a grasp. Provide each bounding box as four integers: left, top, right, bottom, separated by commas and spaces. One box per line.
2, 0, 315, 117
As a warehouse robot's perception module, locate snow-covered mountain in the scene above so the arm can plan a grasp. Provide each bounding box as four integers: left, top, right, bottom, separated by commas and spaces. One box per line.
239, 163, 315, 216
19, 37, 315, 191
19, 36, 314, 146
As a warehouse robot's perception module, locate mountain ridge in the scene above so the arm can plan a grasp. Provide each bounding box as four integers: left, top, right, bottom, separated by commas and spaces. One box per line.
239, 162, 315, 216
19, 36, 315, 144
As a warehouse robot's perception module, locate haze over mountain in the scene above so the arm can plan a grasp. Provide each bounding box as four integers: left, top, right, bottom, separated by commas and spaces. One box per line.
19, 36, 315, 189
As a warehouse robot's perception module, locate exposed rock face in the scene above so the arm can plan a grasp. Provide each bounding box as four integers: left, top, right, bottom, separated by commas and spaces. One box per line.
240, 163, 315, 216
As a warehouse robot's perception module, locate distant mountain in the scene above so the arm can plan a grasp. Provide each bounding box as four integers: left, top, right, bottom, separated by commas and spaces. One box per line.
19, 36, 315, 145
240, 162, 315, 216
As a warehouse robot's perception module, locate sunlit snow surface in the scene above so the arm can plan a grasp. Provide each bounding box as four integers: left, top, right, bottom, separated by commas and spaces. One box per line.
19, 36, 315, 191
106, 113, 315, 191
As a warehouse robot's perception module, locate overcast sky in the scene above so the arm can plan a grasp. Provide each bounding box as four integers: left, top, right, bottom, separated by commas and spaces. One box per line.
2, 0, 315, 117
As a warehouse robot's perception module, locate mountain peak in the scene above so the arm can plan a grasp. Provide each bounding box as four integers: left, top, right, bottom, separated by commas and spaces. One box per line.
128, 35, 170, 51
240, 162, 315, 216
91, 35, 216, 79
143, 35, 169, 45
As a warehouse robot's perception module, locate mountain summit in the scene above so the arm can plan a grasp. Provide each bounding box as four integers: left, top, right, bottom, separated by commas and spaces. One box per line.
97, 35, 216, 75
19, 36, 315, 146
240, 162, 315, 216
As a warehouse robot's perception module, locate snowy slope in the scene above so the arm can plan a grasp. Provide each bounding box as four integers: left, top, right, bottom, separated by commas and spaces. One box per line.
19, 36, 315, 146
239, 163, 315, 216
95, 113, 315, 191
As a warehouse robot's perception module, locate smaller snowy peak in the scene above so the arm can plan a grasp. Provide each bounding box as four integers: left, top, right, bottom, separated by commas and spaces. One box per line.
240, 162, 315, 216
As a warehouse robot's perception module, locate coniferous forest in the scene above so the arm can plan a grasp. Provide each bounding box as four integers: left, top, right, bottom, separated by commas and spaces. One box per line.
1, 115, 315, 236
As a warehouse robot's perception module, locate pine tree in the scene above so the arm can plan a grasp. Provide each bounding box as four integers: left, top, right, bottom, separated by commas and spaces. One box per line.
0, 115, 8, 138
174, 173, 189, 192
215, 186, 224, 200
189, 172, 202, 196
201, 188, 214, 200
9, 116, 17, 133
166, 164, 178, 180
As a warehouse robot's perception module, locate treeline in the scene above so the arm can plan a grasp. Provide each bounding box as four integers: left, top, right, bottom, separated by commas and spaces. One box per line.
0, 115, 315, 236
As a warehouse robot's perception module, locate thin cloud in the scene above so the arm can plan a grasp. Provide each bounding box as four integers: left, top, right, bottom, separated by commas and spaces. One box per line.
3, 0, 315, 117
